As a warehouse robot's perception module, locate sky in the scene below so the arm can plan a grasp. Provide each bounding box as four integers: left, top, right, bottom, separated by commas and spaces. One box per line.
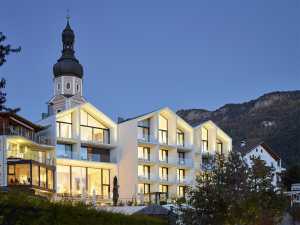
0, 0, 299, 122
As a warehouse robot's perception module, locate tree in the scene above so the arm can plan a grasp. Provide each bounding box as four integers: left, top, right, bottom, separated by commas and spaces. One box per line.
113, 176, 119, 206
178, 152, 288, 225
0, 32, 21, 113
0, 32, 21, 66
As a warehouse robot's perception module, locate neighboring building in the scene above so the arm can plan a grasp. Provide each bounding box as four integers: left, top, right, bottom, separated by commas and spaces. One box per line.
0, 112, 55, 196
118, 113, 232, 201
239, 142, 285, 188
287, 183, 300, 206
0, 19, 233, 204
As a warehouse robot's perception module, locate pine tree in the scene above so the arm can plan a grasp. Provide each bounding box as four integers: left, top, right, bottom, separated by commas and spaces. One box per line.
112, 176, 119, 206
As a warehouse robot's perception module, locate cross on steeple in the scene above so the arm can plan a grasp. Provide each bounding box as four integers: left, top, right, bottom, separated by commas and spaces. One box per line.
66, 9, 70, 22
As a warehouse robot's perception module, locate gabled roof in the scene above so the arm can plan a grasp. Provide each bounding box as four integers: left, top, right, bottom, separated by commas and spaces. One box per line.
194, 120, 231, 140
239, 141, 281, 161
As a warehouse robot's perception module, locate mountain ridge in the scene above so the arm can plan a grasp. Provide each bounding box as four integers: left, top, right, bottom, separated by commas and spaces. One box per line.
177, 90, 300, 166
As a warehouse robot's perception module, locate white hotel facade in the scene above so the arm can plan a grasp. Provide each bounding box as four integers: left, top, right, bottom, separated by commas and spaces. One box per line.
0, 21, 232, 203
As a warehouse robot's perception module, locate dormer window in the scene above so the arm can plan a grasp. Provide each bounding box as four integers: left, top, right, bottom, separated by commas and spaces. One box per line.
217, 140, 223, 155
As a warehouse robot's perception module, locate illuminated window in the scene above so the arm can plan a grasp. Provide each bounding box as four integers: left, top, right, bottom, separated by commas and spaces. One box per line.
201, 127, 208, 152
57, 165, 70, 194
217, 140, 223, 155
137, 119, 150, 141
177, 129, 184, 146
138, 147, 150, 161
159, 149, 168, 162
87, 168, 102, 196
177, 169, 185, 182
138, 183, 150, 194
32, 164, 39, 186
159, 184, 168, 193
56, 114, 72, 138
158, 115, 168, 144
159, 167, 168, 181
72, 167, 87, 196
177, 186, 185, 198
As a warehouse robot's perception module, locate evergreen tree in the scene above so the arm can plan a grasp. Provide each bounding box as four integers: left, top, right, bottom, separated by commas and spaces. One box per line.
113, 176, 119, 206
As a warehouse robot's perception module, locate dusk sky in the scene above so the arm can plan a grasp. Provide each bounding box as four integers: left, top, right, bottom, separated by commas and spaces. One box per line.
1, 0, 299, 122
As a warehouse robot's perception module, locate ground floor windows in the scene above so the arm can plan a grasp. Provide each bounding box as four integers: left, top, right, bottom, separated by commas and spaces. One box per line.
7, 160, 54, 191
56, 165, 111, 198
177, 186, 186, 198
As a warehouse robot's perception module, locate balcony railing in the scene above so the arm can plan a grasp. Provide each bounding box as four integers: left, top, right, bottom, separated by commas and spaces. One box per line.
80, 126, 110, 145
0, 126, 54, 146
178, 158, 193, 167
138, 174, 156, 181
7, 152, 55, 166
57, 152, 114, 163
177, 177, 193, 184
138, 156, 152, 163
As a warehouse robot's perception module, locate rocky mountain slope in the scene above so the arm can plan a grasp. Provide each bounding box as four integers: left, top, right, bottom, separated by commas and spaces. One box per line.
177, 91, 300, 166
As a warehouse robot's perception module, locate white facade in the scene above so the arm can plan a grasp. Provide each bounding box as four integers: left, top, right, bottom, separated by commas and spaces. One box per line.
243, 143, 285, 188
118, 108, 232, 201
39, 102, 119, 202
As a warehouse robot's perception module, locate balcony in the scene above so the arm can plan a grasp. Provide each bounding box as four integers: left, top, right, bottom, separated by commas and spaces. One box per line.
138, 174, 156, 182
7, 151, 55, 166
158, 176, 175, 184
177, 176, 193, 184
178, 158, 193, 167
1, 126, 54, 146
80, 126, 110, 145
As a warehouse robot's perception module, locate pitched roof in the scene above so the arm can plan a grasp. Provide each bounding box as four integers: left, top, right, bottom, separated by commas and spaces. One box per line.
237, 141, 281, 161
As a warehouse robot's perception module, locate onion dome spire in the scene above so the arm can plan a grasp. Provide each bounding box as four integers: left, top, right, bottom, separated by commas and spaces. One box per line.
53, 14, 83, 79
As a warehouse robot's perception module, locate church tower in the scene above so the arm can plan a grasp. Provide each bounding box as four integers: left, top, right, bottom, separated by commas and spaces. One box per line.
48, 18, 86, 115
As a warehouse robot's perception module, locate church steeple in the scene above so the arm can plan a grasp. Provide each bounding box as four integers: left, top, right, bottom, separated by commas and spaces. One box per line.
53, 18, 83, 79
48, 17, 86, 115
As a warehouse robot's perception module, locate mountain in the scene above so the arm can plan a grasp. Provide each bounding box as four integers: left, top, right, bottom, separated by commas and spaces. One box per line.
177, 91, 300, 167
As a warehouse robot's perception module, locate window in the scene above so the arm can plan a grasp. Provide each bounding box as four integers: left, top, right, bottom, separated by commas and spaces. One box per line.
102, 169, 110, 199
57, 165, 71, 194
217, 140, 223, 155
32, 164, 39, 186
177, 186, 185, 198
57, 83, 60, 90
177, 169, 185, 182
40, 166, 47, 189
177, 129, 184, 146
159, 184, 168, 194
138, 119, 150, 141
66, 82, 71, 89
159, 149, 168, 163
138, 165, 150, 179
159, 167, 168, 181
7, 164, 30, 185
138, 183, 150, 194
80, 146, 110, 162
71, 167, 87, 196
47, 169, 53, 190
158, 115, 168, 144
76, 84, 80, 92
138, 147, 150, 161
80, 110, 110, 144
201, 127, 208, 152
80, 147, 88, 160
56, 144, 73, 159
178, 152, 185, 165
56, 114, 72, 138
87, 168, 102, 196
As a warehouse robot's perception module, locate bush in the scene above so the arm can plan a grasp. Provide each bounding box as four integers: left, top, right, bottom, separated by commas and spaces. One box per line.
0, 191, 167, 225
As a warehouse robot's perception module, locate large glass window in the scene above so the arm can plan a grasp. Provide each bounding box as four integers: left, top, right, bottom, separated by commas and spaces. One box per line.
56, 144, 73, 159
8, 164, 30, 185
158, 115, 168, 144
177, 129, 184, 146
102, 169, 110, 199
87, 168, 102, 196
80, 146, 110, 162
72, 167, 87, 196
56, 114, 72, 138
159, 167, 168, 181
137, 119, 150, 141
138, 147, 150, 161
202, 127, 208, 152
47, 169, 53, 190
57, 165, 71, 194
32, 164, 39, 186
40, 167, 47, 189
80, 110, 110, 144
159, 149, 168, 163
